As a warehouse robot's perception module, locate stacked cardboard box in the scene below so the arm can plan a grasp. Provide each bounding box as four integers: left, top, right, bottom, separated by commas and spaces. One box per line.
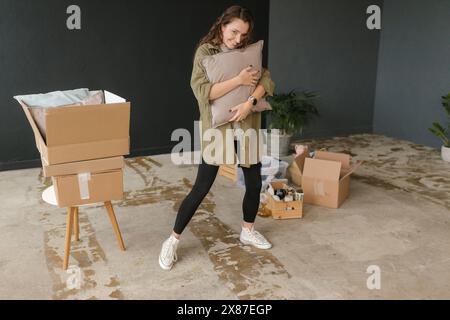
18, 90, 130, 207
287, 148, 363, 209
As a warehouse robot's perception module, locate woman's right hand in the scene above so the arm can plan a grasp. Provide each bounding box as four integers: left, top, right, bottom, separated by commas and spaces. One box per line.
237, 66, 260, 86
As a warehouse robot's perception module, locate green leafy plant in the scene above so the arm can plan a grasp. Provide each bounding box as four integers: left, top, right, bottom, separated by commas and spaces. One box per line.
428, 93, 450, 147
266, 90, 319, 136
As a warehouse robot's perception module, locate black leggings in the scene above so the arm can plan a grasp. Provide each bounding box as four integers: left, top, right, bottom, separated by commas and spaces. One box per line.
173, 142, 262, 235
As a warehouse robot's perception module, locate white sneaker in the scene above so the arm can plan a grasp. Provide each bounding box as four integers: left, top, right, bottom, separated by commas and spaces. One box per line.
159, 235, 179, 270
240, 227, 272, 249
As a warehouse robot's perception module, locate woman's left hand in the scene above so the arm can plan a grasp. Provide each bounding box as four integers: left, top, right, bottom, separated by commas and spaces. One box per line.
229, 101, 253, 122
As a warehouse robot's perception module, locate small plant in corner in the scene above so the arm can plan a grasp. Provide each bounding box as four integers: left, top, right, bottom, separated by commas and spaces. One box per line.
266, 90, 319, 156
428, 93, 450, 161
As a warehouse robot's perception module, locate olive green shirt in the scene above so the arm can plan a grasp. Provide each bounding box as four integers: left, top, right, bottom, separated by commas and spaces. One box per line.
190, 43, 275, 168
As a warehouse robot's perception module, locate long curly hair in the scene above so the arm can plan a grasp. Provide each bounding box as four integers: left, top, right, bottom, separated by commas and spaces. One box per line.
197, 5, 254, 50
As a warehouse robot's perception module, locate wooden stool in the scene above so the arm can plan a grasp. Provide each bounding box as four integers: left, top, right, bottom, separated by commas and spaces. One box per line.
42, 186, 126, 270
63, 201, 126, 270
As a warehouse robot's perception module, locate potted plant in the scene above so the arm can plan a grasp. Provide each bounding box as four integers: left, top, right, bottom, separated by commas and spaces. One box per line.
428, 93, 450, 162
266, 90, 319, 156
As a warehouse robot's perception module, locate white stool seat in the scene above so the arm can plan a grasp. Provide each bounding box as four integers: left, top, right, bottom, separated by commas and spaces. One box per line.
42, 185, 58, 206
42, 185, 90, 208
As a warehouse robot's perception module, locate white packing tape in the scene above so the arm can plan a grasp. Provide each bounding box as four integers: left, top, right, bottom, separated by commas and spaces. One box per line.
78, 172, 91, 200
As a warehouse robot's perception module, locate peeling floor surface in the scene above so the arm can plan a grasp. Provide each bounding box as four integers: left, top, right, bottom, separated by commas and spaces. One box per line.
0, 134, 449, 299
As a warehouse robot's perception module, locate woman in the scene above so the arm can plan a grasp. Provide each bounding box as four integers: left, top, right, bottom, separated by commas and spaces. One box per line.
159, 5, 275, 270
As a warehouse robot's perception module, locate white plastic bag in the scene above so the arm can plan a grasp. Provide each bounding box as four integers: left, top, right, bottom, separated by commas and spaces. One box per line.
237, 156, 289, 192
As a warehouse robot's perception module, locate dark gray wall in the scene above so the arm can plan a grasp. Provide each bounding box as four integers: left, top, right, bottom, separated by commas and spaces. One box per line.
373, 0, 450, 148
0, 0, 270, 170
268, 0, 382, 138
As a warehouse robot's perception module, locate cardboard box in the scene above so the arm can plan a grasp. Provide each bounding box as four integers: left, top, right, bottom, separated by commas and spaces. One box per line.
288, 161, 302, 186
42, 156, 124, 177
52, 169, 123, 207
265, 181, 303, 219
286, 145, 311, 187
218, 164, 238, 182
18, 91, 130, 165
221, 164, 237, 173
302, 151, 363, 208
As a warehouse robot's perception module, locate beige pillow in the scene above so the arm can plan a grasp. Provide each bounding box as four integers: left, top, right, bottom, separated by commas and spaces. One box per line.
202, 40, 271, 128
82, 90, 104, 105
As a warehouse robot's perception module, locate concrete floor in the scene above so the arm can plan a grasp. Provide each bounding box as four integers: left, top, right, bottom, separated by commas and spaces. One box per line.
0, 133, 449, 299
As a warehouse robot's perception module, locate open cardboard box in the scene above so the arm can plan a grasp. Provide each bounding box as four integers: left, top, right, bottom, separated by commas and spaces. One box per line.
287, 147, 309, 187
264, 181, 303, 219
18, 90, 130, 165
301, 151, 363, 208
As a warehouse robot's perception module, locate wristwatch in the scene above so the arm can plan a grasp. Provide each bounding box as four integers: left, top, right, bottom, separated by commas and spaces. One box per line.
248, 95, 258, 106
